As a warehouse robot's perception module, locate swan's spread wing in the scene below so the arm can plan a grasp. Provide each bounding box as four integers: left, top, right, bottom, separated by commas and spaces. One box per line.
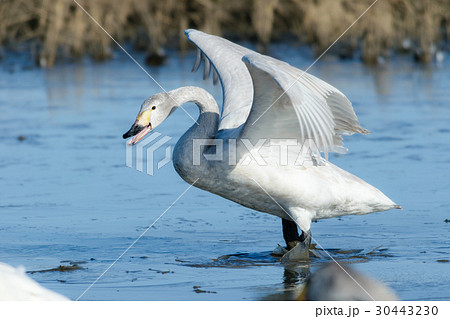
185, 29, 254, 132
240, 53, 369, 156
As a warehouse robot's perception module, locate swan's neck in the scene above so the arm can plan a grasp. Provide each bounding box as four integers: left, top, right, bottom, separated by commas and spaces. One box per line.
169, 86, 220, 140
170, 86, 220, 183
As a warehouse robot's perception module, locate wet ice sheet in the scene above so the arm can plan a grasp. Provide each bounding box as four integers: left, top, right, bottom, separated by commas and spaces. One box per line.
0, 47, 449, 300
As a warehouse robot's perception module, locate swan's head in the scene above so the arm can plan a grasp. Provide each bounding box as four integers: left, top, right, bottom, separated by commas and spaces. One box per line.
122, 93, 174, 145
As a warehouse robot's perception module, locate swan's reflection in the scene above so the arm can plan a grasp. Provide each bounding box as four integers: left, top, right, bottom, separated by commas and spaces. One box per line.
263, 260, 398, 301
261, 245, 395, 300
261, 262, 311, 301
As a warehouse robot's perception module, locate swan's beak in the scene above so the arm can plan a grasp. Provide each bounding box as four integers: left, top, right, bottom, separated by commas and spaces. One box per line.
123, 121, 152, 145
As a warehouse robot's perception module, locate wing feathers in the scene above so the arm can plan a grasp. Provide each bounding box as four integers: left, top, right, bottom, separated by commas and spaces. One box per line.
203, 55, 211, 80
242, 53, 368, 154
192, 48, 202, 72
212, 67, 219, 85
185, 29, 254, 131
185, 29, 368, 155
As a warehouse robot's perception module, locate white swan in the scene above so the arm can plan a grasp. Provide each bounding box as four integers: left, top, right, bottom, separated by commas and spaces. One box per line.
123, 29, 400, 258
0, 262, 68, 300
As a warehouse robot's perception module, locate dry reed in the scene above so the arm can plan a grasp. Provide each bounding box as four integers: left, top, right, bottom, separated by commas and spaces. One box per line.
0, 0, 448, 67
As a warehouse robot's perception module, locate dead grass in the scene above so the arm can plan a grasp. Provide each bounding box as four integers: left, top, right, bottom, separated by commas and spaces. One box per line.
0, 0, 448, 67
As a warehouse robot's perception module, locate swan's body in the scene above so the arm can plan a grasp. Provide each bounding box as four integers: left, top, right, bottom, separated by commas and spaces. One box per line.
0, 262, 68, 301
123, 29, 400, 255
171, 90, 395, 225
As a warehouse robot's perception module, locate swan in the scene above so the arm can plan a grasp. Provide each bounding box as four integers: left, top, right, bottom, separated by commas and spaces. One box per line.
297, 263, 398, 301
0, 262, 68, 300
123, 29, 400, 258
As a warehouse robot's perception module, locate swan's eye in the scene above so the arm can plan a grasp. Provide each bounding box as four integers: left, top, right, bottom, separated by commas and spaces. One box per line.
152, 106, 156, 110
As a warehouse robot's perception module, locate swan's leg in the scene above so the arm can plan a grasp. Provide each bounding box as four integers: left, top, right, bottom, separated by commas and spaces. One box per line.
282, 218, 301, 250
280, 208, 314, 262
281, 228, 312, 262
282, 218, 312, 249
299, 229, 312, 249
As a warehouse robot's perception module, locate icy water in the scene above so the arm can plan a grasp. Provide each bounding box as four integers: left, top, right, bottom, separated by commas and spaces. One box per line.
0, 46, 449, 301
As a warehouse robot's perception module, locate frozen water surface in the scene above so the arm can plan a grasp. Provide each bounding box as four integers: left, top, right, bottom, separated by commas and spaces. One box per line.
0, 46, 449, 300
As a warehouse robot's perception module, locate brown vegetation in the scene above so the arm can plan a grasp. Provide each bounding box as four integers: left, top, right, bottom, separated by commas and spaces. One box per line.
0, 0, 448, 67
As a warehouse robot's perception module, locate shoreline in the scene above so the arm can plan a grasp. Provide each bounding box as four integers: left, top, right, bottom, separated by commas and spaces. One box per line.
0, 0, 448, 68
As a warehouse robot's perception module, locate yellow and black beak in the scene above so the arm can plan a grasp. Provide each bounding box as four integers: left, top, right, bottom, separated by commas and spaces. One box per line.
123, 121, 146, 138
123, 110, 152, 145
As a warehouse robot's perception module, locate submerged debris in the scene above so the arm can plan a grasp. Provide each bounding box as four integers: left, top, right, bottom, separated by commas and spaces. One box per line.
177, 245, 393, 270
148, 268, 174, 274
60, 260, 87, 265
27, 265, 83, 274
193, 286, 216, 294
174, 259, 189, 263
